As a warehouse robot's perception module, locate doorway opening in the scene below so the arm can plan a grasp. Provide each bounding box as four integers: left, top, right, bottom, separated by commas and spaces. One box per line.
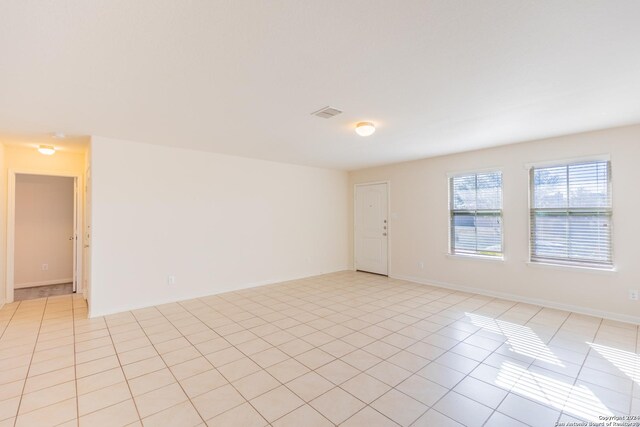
7, 173, 81, 302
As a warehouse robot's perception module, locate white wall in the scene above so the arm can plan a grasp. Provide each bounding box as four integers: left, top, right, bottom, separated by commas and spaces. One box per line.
0, 143, 5, 306
14, 174, 74, 288
350, 125, 640, 323
89, 137, 349, 317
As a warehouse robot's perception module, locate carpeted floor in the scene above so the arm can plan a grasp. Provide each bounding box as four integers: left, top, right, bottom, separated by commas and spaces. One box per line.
14, 282, 74, 301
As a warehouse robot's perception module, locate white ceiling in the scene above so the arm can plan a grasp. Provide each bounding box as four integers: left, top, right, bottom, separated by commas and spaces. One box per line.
1, 1, 639, 170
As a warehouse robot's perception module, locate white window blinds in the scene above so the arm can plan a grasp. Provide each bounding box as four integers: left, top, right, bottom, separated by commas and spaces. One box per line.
530, 160, 612, 268
450, 171, 503, 257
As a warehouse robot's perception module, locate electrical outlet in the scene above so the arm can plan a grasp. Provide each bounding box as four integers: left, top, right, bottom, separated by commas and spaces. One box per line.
630, 290, 639, 301
419, 261, 425, 269
168, 275, 176, 286
41, 264, 48, 271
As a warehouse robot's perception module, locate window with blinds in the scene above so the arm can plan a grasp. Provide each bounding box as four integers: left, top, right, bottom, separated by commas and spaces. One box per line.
449, 171, 503, 257
530, 160, 612, 268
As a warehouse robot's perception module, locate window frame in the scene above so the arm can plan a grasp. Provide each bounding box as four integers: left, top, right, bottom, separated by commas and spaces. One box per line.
448, 170, 504, 259
528, 159, 613, 269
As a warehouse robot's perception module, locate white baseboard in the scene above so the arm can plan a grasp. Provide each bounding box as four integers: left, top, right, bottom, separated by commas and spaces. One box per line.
391, 273, 640, 326
88, 267, 350, 318
15, 278, 73, 289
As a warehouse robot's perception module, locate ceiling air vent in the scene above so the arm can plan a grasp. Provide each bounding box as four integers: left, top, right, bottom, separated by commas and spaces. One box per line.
311, 106, 343, 119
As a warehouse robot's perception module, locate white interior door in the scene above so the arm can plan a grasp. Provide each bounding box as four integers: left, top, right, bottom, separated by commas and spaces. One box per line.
72, 177, 78, 292
355, 183, 388, 275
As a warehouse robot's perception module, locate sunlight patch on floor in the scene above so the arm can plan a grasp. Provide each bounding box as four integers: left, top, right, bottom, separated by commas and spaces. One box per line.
466, 312, 564, 366
588, 342, 640, 386
496, 361, 613, 421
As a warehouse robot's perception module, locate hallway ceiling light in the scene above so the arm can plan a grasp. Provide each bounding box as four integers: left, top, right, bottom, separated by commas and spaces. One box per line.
355, 122, 375, 137
38, 145, 56, 155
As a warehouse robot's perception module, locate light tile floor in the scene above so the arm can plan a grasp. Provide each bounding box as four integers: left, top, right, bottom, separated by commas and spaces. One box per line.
0, 271, 638, 426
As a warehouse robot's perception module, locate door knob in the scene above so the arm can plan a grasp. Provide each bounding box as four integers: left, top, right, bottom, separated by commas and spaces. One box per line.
383, 233, 387, 236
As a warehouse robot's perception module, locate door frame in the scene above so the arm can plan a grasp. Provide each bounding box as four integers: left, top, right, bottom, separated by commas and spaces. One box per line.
6, 169, 83, 303
82, 165, 91, 303
353, 181, 390, 276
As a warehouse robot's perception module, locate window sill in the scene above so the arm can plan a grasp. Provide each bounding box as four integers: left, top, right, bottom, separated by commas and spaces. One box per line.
526, 261, 616, 274
447, 253, 504, 263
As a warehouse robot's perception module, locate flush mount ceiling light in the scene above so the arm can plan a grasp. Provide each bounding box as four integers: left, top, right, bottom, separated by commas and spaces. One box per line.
355, 122, 375, 137
38, 145, 56, 155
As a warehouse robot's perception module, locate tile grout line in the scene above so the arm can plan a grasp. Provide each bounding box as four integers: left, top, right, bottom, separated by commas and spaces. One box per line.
8, 297, 101, 425
72, 296, 80, 426
496, 310, 603, 425
100, 312, 146, 424
1, 300, 24, 427
178, 292, 381, 424
0, 302, 21, 342
146, 300, 305, 423
77, 311, 228, 422
53, 295, 80, 426
126, 308, 207, 425
286, 286, 498, 426
474, 301, 592, 422
289, 280, 524, 425
402, 295, 574, 426
81, 280, 640, 422
556, 316, 603, 423
394, 290, 525, 424
172, 276, 632, 422
13, 298, 49, 427
562, 316, 604, 422
557, 313, 602, 423
389, 292, 527, 426
171, 299, 317, 425
476, 305, 549, 427
340, 290, 497, 426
